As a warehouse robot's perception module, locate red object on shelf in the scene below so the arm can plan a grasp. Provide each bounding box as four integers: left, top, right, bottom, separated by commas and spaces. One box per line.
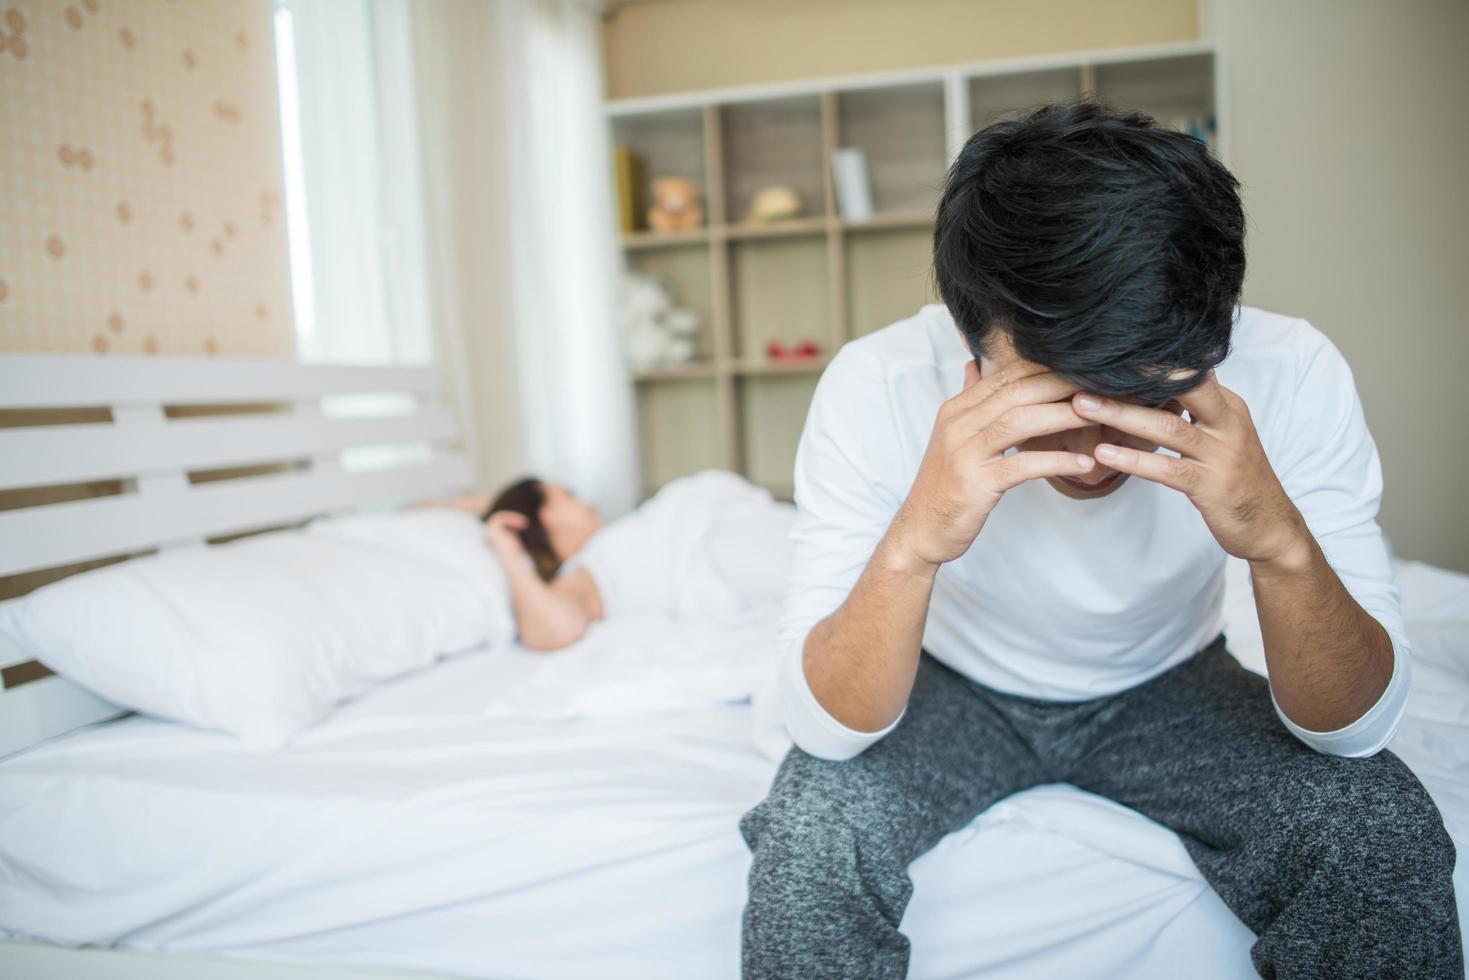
765, 338, 823, 361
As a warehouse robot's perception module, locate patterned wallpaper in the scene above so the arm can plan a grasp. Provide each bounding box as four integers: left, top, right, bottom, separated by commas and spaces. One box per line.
0, 0, 295, 356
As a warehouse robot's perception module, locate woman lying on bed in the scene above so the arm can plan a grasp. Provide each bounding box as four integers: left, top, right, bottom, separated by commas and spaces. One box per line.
440, 470, 794, 650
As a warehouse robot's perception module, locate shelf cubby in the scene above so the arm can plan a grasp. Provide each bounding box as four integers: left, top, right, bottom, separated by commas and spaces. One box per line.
635, 377, 723, 494
729, 236, 832, 360
721, 95, 826, 228
1093, 53, 1215, 141
625, 243, 718, 362
737, 374, 821, 500
836, 81, 947, 216
846, 225, 936, 338
611, 107, 707, 232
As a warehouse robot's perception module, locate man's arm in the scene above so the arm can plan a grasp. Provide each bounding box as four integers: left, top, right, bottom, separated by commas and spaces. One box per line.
1247, 521, 1393, 732
1075, 336, 1406, 754
799, 522, 940, 734
799, 360, 1099, 738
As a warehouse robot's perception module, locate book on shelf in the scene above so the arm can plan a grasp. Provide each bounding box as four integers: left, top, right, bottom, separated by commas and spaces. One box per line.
613, 145, 645, 234
831, 147, 874, 221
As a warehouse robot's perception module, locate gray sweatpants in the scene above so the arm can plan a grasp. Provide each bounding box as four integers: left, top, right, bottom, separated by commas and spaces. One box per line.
740, 635, 1462, 979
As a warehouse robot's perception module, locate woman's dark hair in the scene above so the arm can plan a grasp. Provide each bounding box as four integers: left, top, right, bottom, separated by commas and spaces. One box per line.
483, 477, 561, 582
932, 99, 1245, 402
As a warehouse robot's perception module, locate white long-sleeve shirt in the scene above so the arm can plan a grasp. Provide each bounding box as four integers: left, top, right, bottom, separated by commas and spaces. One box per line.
779, 303, 1410, 761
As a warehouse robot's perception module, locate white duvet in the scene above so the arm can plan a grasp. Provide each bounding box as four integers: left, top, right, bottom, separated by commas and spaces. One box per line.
1, 551, 1465, 978
480, 609, 779, 724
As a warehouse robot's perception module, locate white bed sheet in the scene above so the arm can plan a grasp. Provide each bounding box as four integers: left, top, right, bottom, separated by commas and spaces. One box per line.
1, 561, 1466, 979
0, 645, 1260, 980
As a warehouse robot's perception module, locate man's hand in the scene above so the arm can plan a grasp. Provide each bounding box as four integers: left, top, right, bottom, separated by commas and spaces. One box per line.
1073, 370, 1311, 570
893, 360, 1099, 568
1075, 369, 1395, 734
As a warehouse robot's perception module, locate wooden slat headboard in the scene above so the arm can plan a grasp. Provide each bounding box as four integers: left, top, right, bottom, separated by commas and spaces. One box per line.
0, 352, 476, 758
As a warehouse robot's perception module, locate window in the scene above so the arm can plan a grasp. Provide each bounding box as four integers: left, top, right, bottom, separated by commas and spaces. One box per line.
271, 0, 433, 366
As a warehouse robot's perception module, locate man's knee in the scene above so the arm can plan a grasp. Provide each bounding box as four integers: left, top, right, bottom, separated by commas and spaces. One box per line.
741, 749, 920, 930
1285, 750, 1455, 877
741, 748, 913, 871
1353, 754, 1455, 869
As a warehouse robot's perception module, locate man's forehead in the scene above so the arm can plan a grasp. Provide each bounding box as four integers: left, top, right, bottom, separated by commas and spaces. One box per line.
962, 326, 1193, 406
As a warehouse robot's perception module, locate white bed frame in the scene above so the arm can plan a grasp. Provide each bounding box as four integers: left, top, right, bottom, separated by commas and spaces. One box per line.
0, 352, 476, 979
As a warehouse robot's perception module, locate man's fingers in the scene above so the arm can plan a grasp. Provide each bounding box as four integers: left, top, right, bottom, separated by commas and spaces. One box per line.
1174, 369, 1232, 427
1094, 443, 1199, 493
949, 373, 1086, 438
981, 371, 1085, 414
987, 450, 1097, 493
946, 357, 1053, 414
1072, 393, 1213, 456
965, 401, 1095, 454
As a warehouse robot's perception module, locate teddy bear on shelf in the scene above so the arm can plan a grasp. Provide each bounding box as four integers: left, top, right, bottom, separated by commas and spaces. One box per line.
621, 272, 700, 371
646, 176, 704, 233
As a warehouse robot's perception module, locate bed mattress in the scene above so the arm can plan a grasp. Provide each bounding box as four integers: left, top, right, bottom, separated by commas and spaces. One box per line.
1, 561, 1466, 979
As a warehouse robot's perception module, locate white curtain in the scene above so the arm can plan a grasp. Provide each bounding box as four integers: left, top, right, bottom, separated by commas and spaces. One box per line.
276, 0, 434, 366
409, 0, 638, 517
280, 0, 638, 516
503, 1, 638, 517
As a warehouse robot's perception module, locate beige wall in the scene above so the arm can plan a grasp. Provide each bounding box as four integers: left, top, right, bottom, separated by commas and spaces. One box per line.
1206, 0, 1469, 571
603, 0, 1197, 100
603, 0, 1469, 572
0, 0, 296, 603
0, 0, 293, 357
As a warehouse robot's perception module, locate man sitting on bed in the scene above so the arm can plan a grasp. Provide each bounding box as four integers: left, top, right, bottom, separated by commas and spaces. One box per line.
739, 100, 1461, 979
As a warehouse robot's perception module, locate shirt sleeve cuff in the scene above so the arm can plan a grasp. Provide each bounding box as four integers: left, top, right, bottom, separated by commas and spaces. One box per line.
1271, 634, 1410, 758
779, 634, 904, 761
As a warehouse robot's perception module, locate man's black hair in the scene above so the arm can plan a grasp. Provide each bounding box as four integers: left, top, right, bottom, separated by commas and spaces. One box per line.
932, 99, 1246, 402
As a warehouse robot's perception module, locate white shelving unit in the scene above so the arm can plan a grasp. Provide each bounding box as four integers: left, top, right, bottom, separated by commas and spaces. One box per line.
609, 41, 1221, 502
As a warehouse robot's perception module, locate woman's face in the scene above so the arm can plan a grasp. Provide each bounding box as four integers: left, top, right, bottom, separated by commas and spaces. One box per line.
539, 483, 603, 559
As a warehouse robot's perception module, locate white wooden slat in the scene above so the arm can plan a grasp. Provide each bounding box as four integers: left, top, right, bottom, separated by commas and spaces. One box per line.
0, 673, 126, 761
0, 353, 438, 408
111, 404, 166, 427
0, 406, 459, 490
118, 404, 203, 549
0, 353, 478, 761
0, 453, 474, 577
294, 399, 341, 477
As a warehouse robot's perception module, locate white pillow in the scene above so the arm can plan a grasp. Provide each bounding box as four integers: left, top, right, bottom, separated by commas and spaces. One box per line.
305, 508, 507, 598
0, 511, 512, 750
